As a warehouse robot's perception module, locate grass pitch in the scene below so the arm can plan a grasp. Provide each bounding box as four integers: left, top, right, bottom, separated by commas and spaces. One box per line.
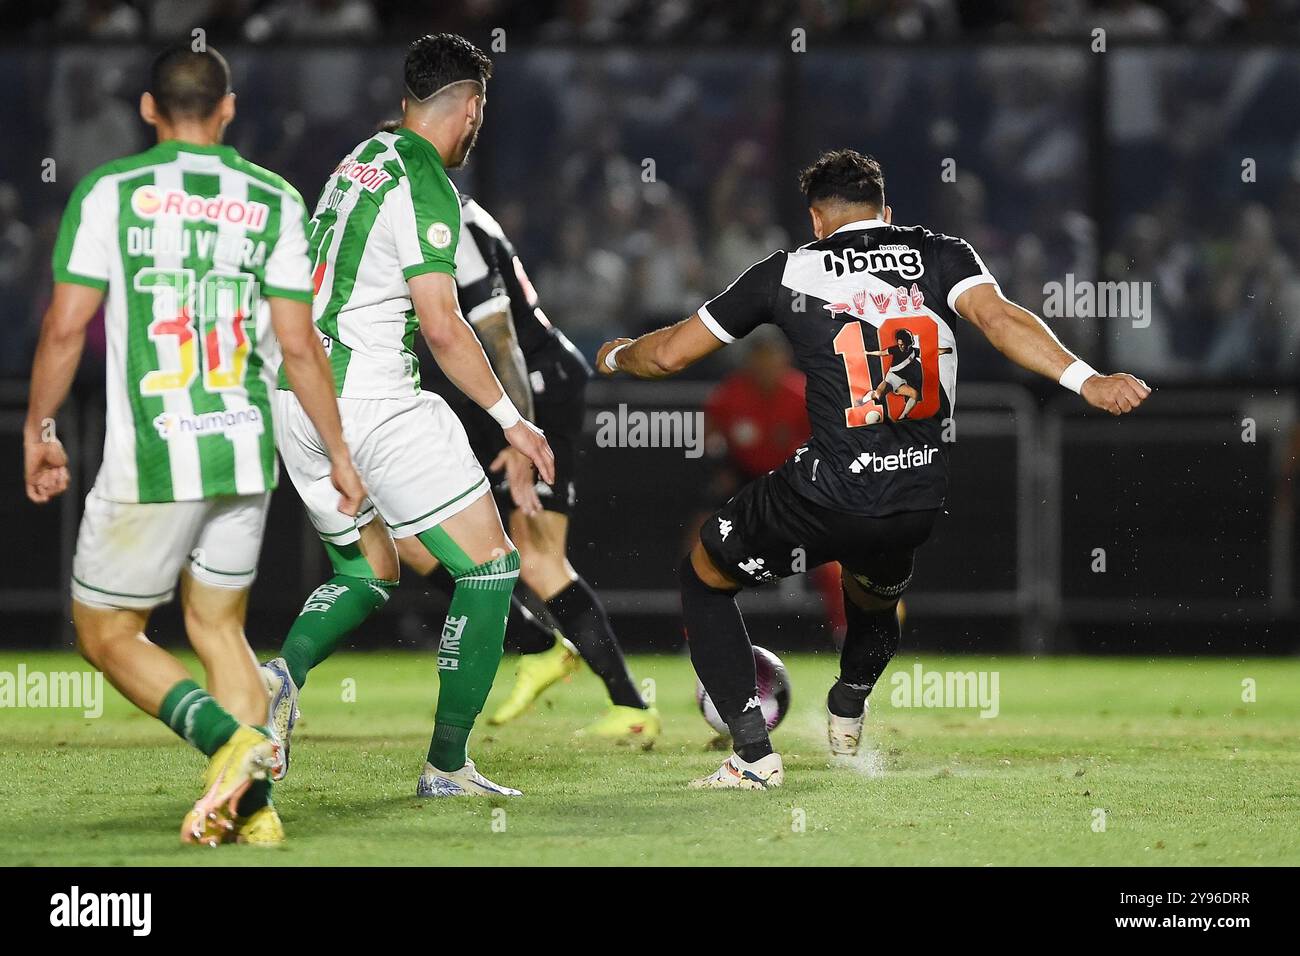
2, 650, 1297, 866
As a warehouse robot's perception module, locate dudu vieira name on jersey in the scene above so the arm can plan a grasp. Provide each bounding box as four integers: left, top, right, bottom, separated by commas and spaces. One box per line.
126, 226, 269, 269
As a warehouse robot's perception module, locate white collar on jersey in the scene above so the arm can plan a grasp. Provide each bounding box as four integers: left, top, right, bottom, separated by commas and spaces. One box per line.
830, 218, 889, 235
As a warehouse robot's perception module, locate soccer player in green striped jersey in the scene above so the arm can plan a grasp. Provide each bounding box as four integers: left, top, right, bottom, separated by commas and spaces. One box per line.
264, 34, 555, 798
23, 46, 364, 845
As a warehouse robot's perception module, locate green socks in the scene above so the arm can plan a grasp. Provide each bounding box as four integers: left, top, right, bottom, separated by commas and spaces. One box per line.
281, 575, 397, 688
427, 549, 521, 771
159, 679, 240, 757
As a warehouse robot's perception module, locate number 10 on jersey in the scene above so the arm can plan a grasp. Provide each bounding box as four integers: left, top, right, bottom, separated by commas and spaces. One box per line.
833, 318, 942, 426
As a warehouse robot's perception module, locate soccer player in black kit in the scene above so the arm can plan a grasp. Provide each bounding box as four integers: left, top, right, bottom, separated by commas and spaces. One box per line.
597, 150, 1150, 789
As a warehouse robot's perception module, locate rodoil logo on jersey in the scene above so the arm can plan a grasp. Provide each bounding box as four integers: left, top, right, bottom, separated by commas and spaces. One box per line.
823, 244, 924, 279
152, 407, 265, 441
131, 186, 270, 230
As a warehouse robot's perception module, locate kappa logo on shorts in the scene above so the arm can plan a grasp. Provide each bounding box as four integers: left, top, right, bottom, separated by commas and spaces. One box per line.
718, 518, 733, 541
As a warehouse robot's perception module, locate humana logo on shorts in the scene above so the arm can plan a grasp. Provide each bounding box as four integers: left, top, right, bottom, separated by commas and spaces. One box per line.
849, 445, 938, 474
1, 665, 103, 718
153, 407, 264, 441
438, 614, 468, 671
49, 886, 151, 936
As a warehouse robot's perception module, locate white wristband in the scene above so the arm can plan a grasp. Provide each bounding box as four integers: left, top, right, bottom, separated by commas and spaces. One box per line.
487, 393, 521, 429
604, 343, 631, 373
1059, 359, 1099, 394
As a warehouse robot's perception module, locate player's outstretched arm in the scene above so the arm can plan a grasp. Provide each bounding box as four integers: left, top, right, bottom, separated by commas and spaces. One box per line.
473, 308, 535, 422
270, 296, 364, 516
955, 282, 1151, 415
409, 272, 555, 501
24, 282, 102, 503
596, 314, 728, 379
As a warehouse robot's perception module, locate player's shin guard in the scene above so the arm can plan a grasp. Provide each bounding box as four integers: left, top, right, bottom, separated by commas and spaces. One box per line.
428, 550, 521, 771
430, 566, 558, 655
678, 555, 772, 763
279, 574, 397, 689
546, 577, 645, 709
828, 589, 901, 718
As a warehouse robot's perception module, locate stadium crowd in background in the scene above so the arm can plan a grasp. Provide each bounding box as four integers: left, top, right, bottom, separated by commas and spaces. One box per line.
0, 2, 1298, 384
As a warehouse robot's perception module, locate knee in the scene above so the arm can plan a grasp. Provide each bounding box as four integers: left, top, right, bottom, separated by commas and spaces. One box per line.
841, 573, 900, 613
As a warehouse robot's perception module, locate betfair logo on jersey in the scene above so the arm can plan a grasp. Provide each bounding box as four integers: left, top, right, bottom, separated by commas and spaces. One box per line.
152, 407, 265, 441
333, 158, 394, 193
823, 244, 924, 280
849, 445, 939, 474
131, 186, 270, 230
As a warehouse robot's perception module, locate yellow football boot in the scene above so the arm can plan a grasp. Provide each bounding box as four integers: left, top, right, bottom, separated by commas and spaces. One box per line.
181, 726, 280, 847
235, 804, 286, 846
576, 705, 662, 746
488, 638, 580, 725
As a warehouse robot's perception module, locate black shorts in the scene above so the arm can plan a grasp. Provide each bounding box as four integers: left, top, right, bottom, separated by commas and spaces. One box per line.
886, 359, 923, 393
699, 469, 938, 597
447, 339, 587, 518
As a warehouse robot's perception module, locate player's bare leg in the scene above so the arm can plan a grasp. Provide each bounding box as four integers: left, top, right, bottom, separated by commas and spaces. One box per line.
826, 572, 901, 758
181, 574, 285, 842
264, 518, 399, 780
492, 509, 658, 740
410, 493, 523, 797
679, 542, 784, 789
72, 601, 276, 845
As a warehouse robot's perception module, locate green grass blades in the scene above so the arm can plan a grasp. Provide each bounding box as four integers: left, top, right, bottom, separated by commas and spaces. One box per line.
1, 651, 1297, 866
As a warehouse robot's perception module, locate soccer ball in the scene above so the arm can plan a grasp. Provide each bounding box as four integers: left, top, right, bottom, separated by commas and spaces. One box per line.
865, 409, 883, 424
695, 645, 791, 735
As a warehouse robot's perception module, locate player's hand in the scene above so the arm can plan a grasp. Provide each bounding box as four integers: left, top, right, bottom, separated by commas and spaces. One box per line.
1081, 372, 1152, 416
503, 418, 556, 489
24, 435, 70, 504
330, 453, 366, 517
490, 446, 543, 517
596, 338, 633, 376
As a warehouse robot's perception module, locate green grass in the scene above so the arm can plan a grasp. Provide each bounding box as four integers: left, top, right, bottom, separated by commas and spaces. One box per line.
2, 651, 1298, 866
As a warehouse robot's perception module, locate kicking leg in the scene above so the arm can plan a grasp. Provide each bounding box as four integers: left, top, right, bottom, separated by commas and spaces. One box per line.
679, 542, 783, 789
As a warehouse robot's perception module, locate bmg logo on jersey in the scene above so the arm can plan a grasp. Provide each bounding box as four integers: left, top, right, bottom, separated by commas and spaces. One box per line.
822, 243, 925, 280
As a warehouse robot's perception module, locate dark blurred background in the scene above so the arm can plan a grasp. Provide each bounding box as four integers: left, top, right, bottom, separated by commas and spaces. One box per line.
2, 1, 1298, 655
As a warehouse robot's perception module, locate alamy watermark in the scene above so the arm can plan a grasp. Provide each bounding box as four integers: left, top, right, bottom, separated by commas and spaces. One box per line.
888, 663, 1000, 718
595, 404, 704, 459
1042, 274, 1152, 328
1, 665, 103, 718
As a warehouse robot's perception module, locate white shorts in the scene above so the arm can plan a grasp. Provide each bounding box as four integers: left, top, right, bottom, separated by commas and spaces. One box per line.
72, 482, 270, 610
274, 389, 489, 546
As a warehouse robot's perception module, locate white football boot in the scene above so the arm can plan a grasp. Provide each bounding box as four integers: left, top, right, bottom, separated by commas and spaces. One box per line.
260, 658, 300, 781
416, 758, 522, 797
689, 752, 784, 790
827, 699, 868, 757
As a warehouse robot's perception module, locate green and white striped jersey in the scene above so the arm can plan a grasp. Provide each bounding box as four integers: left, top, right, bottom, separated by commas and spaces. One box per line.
287, 127, 460, 399
54, 140, 314, 504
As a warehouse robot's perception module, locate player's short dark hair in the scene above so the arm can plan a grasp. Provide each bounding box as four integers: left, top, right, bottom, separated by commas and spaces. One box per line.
799, 149, 885, 209
149, 45, 231, 121
404, 33, 493, 101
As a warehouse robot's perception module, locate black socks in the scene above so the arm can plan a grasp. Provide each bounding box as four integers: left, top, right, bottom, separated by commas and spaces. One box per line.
828, 587, 900, 718
546, 577, 645, 709
678, 555, 772, 762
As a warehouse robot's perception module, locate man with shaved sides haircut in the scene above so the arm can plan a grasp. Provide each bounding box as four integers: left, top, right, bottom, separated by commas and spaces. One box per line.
263, 34, 554, 798
25, 45, 362, 844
